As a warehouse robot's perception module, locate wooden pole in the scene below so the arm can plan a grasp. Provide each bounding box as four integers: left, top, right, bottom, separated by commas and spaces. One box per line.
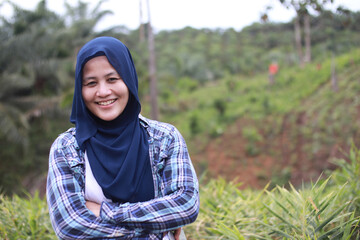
146, 0, 159, 120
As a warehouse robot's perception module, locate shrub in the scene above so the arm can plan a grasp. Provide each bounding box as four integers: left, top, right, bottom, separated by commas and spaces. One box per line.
213, 98, 227, 117
0, 192, 56, 240
330, 143, 360, 216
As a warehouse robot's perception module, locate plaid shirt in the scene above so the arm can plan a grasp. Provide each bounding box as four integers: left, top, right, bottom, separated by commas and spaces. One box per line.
46, 115, 199, 239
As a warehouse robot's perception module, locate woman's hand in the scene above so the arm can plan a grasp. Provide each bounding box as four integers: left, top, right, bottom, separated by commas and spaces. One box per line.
163, 228, 182, 240
86, 201, 101, 217
173, 228, 181, 239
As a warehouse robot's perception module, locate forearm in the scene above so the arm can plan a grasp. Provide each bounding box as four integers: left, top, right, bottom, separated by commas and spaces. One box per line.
86, 201, 101, 217
100, 185, 199, 233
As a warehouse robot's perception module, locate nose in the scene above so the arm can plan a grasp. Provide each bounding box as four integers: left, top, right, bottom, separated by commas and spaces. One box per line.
96, 82, 111, 97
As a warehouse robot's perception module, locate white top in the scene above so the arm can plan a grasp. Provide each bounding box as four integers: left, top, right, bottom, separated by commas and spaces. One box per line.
84, 151, 112, 204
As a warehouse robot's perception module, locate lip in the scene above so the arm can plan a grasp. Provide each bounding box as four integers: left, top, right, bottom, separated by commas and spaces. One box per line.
96, 99, 117, 106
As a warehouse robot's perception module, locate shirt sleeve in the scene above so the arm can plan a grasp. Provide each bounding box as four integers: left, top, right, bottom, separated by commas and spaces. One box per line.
46, 134, 134, 240
100, 125, 200, 235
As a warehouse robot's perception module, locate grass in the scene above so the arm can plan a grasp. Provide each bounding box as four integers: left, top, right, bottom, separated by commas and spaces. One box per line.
0, 192, 56, 240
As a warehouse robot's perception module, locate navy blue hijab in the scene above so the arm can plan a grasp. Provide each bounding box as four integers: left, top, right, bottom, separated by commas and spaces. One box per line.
70, 36, 154, 203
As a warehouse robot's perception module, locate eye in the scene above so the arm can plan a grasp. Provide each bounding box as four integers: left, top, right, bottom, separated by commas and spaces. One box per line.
83, 81, 97, 87
108, 77, 120, 82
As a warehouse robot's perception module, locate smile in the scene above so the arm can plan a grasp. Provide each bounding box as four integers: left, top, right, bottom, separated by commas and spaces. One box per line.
97, 99, 117, 106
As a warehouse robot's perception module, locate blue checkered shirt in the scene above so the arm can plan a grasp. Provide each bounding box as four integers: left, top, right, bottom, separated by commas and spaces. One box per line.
46, 115, 199, 239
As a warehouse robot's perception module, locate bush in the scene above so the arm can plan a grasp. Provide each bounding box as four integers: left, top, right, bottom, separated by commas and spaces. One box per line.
0, 192, 56, 240
213, 98, 227, 117
330, 143, 360, 216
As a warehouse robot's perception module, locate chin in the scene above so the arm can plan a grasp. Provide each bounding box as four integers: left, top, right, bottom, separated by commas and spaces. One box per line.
101, 116, 118, 121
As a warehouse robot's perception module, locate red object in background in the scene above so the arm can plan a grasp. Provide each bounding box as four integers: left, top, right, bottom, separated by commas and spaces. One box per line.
269, 63, 279, 75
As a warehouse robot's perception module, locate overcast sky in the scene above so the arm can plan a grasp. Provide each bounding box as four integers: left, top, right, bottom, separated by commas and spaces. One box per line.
2, 0, 360, 32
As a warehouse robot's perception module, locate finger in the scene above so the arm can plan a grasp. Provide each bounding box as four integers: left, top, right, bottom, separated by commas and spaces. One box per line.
174, 228, 181, 240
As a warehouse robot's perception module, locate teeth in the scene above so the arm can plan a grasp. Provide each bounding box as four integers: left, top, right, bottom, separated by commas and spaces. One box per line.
97, 99, 116, 106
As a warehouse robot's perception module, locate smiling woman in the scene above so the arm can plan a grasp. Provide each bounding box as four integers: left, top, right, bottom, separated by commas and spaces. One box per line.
81, 56, 130, 121
46, 36, 199, 240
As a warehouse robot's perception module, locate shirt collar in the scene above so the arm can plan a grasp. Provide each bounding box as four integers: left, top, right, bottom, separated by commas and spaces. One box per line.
139, 114, 149, 127
139, 114, 153, 141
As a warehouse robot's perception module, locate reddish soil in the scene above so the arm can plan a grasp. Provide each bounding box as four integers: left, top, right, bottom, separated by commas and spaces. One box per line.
191, 113, 356, 189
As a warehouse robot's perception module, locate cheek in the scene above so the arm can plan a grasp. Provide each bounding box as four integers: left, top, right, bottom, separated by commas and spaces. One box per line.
81, 89, 92, 105
118, 83, 130, 100
124, 88, 130, 100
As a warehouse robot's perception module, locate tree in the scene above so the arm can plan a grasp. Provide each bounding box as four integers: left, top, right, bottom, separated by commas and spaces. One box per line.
138, 0, 145, 42
279, 0, 334, 66
0, 0, 64, 144
142, 0, 159, 120
64, 0, 112, 32
0, 0, 113, 194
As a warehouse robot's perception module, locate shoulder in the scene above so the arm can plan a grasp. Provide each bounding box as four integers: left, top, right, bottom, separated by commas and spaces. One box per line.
139, 115, 183, 142
50, 127, 78, 151
49, 127, 83, 168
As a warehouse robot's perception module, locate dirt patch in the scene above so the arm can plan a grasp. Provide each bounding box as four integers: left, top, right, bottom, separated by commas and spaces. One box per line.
191, 112, 356, 189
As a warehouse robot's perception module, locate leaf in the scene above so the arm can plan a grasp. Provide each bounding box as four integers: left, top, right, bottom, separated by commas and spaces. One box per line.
315, 202, 349, 232
263, 203, 301, 232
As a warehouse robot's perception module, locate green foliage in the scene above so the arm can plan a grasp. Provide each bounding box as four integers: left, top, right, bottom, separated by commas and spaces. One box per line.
159, 48, 360, 180
262, 179, 357, 239
242, 127, 263, 157
186, 178, 270, 238
185, 176, 360, 239
0, 192, 56, 240
213, 98, 227, 117
269, 166, 292, 188
177, 77, 199, 92
189, 112, 201, 137
242, 127, 262, 143
0, 0, 109, 194
330, 143, 360, 216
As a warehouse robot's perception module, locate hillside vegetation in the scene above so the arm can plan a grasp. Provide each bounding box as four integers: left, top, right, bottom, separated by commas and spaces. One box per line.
172, 49, 360, 189
0, 0, 359, 194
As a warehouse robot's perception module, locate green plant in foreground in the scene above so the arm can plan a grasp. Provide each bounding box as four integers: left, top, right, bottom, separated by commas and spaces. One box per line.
0, 192, 56, 240
262, 178, 360, 239
185, 174, 360, 239
330, 143, 360, 216
185, 178, 271, 239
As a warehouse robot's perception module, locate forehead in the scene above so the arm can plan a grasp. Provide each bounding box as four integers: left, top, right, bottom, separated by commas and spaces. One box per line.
84, 55, 111, 68
82, 56, 120, 76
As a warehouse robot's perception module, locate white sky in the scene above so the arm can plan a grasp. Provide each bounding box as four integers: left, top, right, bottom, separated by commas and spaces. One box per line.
1, 0, 360, 32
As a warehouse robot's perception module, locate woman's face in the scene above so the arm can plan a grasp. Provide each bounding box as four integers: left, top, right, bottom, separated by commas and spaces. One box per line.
82, 56, 129, 121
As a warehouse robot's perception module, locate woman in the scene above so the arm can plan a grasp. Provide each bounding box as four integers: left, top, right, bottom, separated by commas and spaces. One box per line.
46, 36, 199, 239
